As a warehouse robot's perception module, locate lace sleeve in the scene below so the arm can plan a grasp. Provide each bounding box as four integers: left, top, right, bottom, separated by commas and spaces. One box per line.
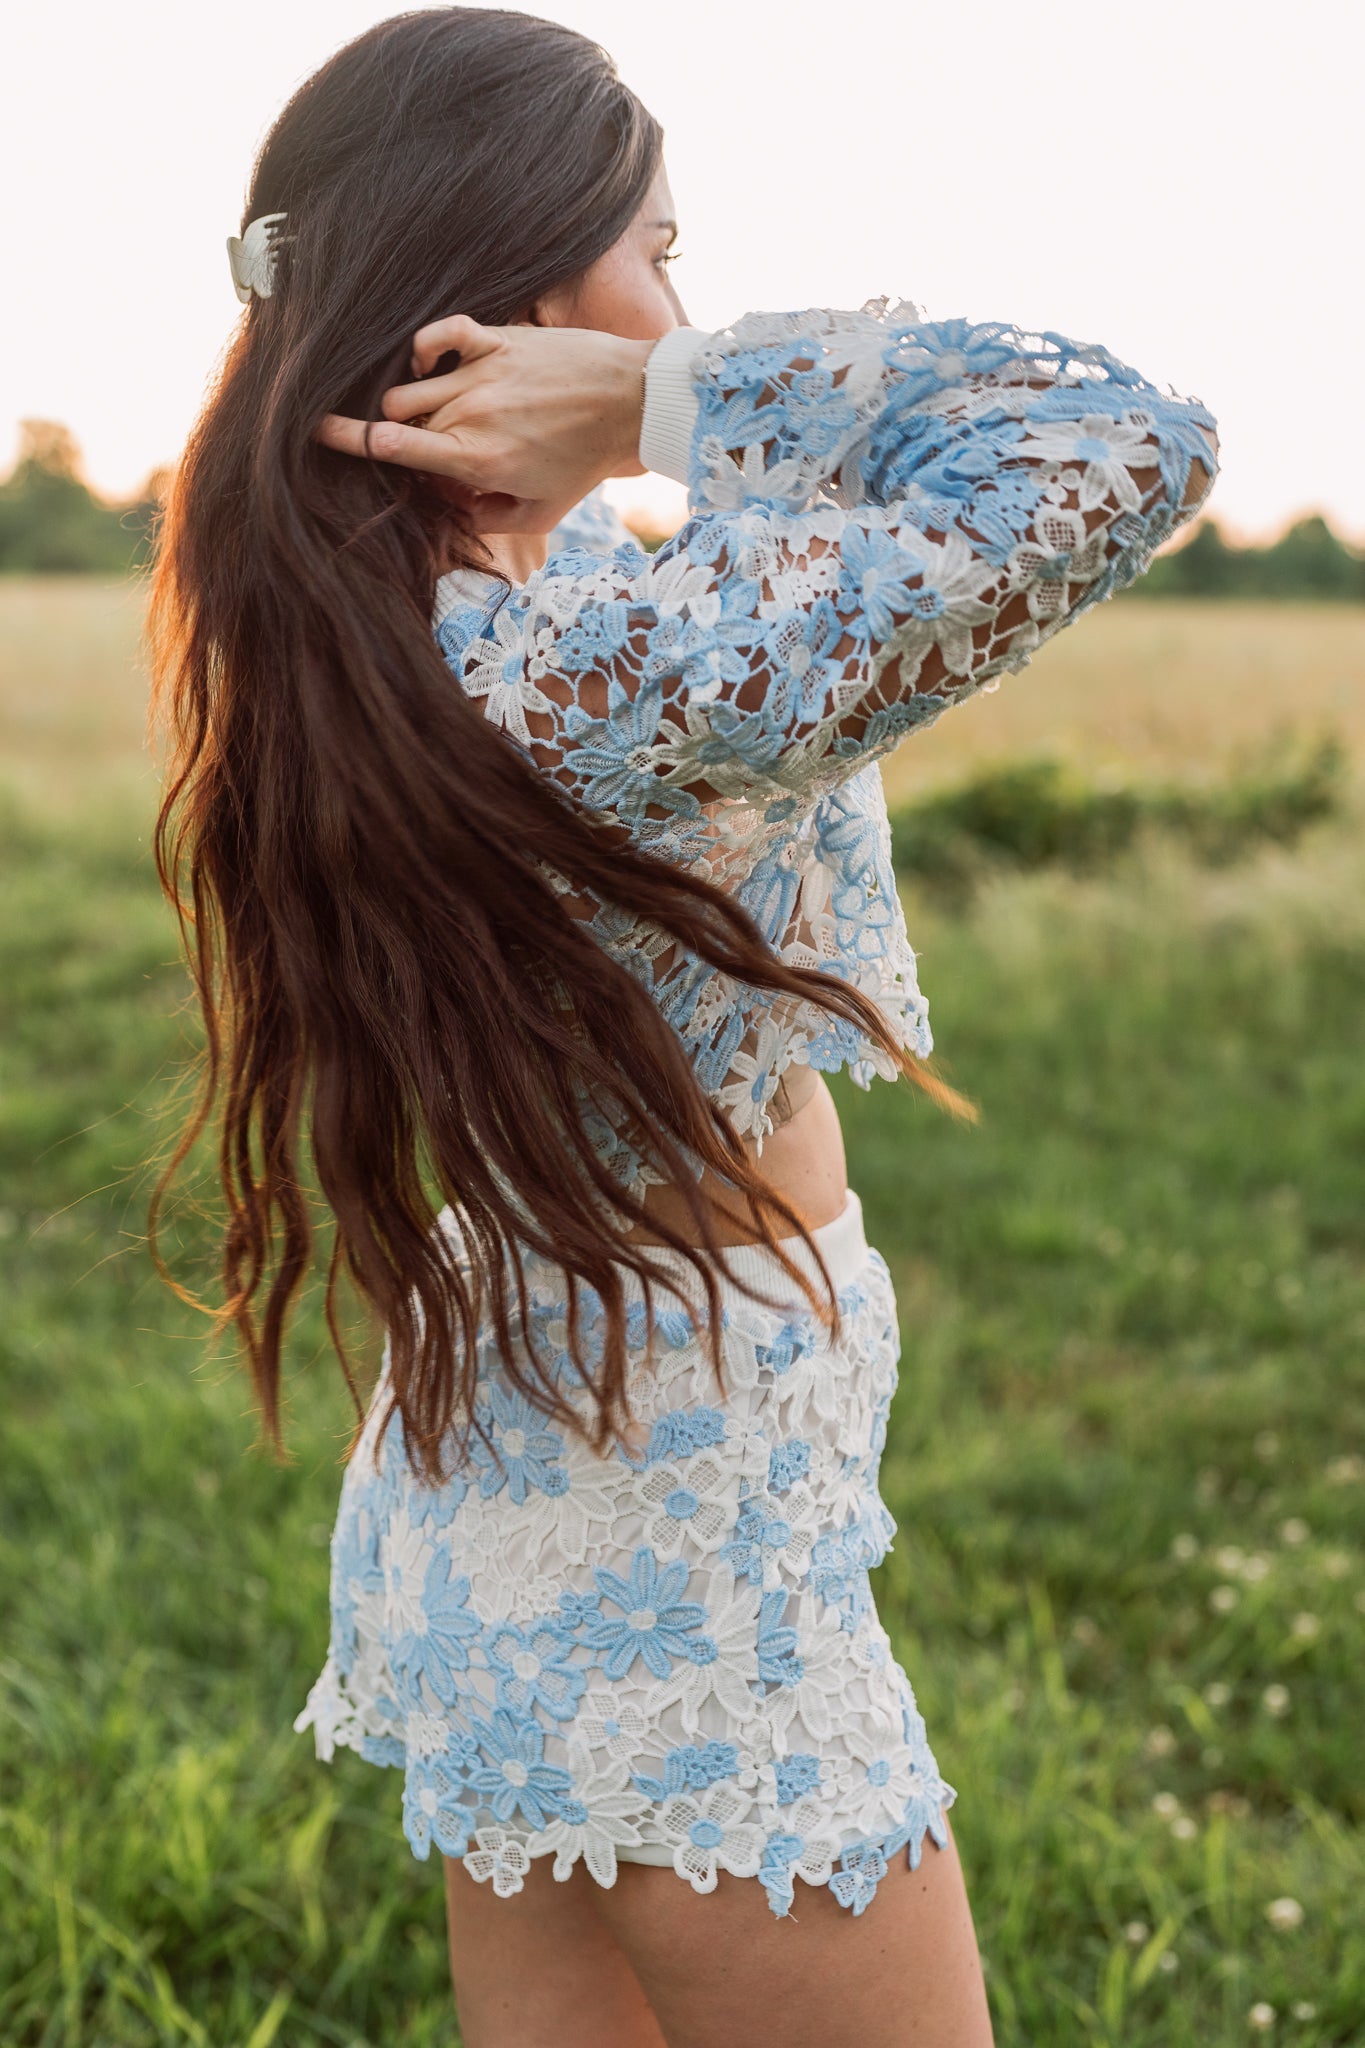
440, 304, 1218, 821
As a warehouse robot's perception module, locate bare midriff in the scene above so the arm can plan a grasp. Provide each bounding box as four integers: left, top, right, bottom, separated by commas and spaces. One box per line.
623, 1067, 850, 1248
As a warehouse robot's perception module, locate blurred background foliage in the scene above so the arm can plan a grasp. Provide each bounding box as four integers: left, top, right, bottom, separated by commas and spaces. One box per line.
4, 420, 1365, 599
0, 498, 1362, 2038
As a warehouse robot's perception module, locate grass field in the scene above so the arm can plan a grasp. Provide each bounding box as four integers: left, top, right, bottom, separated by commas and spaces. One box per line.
1, 579, 1363, 2046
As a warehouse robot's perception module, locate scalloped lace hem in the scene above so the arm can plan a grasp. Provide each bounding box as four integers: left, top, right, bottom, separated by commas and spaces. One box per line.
295, 1658, 957, 1921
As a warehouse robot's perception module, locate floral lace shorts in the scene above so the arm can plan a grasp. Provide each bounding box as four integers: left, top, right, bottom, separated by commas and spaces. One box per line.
294, 1188, 957, 1918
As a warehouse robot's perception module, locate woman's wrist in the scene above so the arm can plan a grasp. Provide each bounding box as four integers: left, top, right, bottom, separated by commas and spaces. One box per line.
600, 335, 657, 477
638, 326, 707, 483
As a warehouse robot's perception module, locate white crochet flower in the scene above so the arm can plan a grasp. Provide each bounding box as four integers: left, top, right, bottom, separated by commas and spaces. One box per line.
659, 1781, 764, 1892
763, 1595, 873, 1747
570, 1691, 651, 1760
874, 527, 997, 680
461, 608, 554, 746
532, 1747, 649, 1887
635, 548, 718, 616
643, 1581, 765, 1736
522, 1464, 628, 1568
1015, 410, 1156, 513
722, 1414, 775, 1480
379, 1507, 431, 1637
462, 1826, 533, 1898
771, 1791, 841, 1891
696, 437, 807, 515
637, 1454, 732, 1557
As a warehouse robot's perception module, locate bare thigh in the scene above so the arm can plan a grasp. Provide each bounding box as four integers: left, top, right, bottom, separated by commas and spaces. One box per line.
591, 1819, 993, 2048
445, 1817, 994, 2048
443, 1853, 668, 2048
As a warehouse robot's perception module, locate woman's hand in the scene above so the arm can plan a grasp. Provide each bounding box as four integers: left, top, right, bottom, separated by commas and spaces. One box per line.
315, 315, 656, 533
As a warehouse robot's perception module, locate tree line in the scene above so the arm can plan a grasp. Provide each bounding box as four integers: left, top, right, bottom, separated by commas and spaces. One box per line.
2, 417, 1363, 598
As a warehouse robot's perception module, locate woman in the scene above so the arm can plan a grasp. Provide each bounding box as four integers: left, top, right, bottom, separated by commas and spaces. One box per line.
152, 10, 1217, 2044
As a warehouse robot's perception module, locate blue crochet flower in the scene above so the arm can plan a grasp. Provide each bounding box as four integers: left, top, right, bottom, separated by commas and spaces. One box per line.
835, 526, 933, 639
389, 1549, 482, 1708
767, 1439, 812, 1495
641, 612, 737, 694
554, 599, 631, 673
720, 1500, 794, 1586
631, 1739, 741, 1801
465, 1708, 572, 1828
555, 1587, 603, 1629
484, 1617, 586, 1722
640, 1406, 728, 1466
754, 1321, 816, 1378
782, 365, 857, 458
772, 1753, 823, 1805
328, 1489, 384, 1678
831, 1839, 890, 1915
402, 1734, 478, 1861
584, 1546, 717, 1681
468, 1383, 569, 1504
763, 599, 845, 725
758, 1830, 805, 1917
624, 1298, 698, 1352
756, 1587, 803, 1687
562, 677, 668, 816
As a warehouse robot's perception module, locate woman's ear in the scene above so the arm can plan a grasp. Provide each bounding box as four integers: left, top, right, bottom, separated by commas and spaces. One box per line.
522, 279, 577, 329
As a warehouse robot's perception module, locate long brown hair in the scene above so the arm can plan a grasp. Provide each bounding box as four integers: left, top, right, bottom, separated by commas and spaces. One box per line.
149, 6, 964, 1483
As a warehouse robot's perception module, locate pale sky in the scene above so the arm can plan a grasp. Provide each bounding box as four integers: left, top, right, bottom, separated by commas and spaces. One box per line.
4, 0, 1362, 540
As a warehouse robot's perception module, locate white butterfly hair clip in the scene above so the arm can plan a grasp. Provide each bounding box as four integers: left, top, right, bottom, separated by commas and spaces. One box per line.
226, 212, 289, 303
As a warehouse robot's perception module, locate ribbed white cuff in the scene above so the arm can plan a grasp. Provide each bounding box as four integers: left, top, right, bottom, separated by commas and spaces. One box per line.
639, 325, 710, 484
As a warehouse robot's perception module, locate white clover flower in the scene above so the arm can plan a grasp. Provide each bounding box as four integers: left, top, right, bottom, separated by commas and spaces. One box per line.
1170, 1815, 1198, 1842
462, 1826, 532, 1898
1152, 1792, 1181, 1820
1262, 1684, 1290, 1717
1325, 1454, 1364, 1485
1171, 1532, 1200, 1562
1280, 1518, 1310, 1546
1321, 1551, 1350, 1579
1158, 1951, 1179, 1973
1215, 1546, 1246, 1575
1291, 2001, 1317, 2021
1265, 1897, 1304, 1932
1144, 1726, 1177, 1759
1241, 1554, 1271, 1584
571, 1691, 651, 1761
1209, 1585, 1240, 1615
1124, 1920, 1150, 1945
1248, 2001, 1277, 2030
659, 1781, 764, 1892
1290, 1612, 1320, 1641
1203, 1681, 1231, 1708
635, 1453, 732, 1558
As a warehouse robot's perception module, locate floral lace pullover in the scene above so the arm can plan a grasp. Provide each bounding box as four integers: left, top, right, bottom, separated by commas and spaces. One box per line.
432, 303, 1218, 1167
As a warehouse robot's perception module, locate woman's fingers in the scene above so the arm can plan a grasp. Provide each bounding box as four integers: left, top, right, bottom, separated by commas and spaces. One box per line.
382, 373, 463, 423
314, 411, 475, 479
410, 312, 497, 379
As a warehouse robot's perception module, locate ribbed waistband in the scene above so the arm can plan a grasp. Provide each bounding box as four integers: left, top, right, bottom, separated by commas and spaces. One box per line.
434, 1188, 869, 1315
623, 1187, 869, 1312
